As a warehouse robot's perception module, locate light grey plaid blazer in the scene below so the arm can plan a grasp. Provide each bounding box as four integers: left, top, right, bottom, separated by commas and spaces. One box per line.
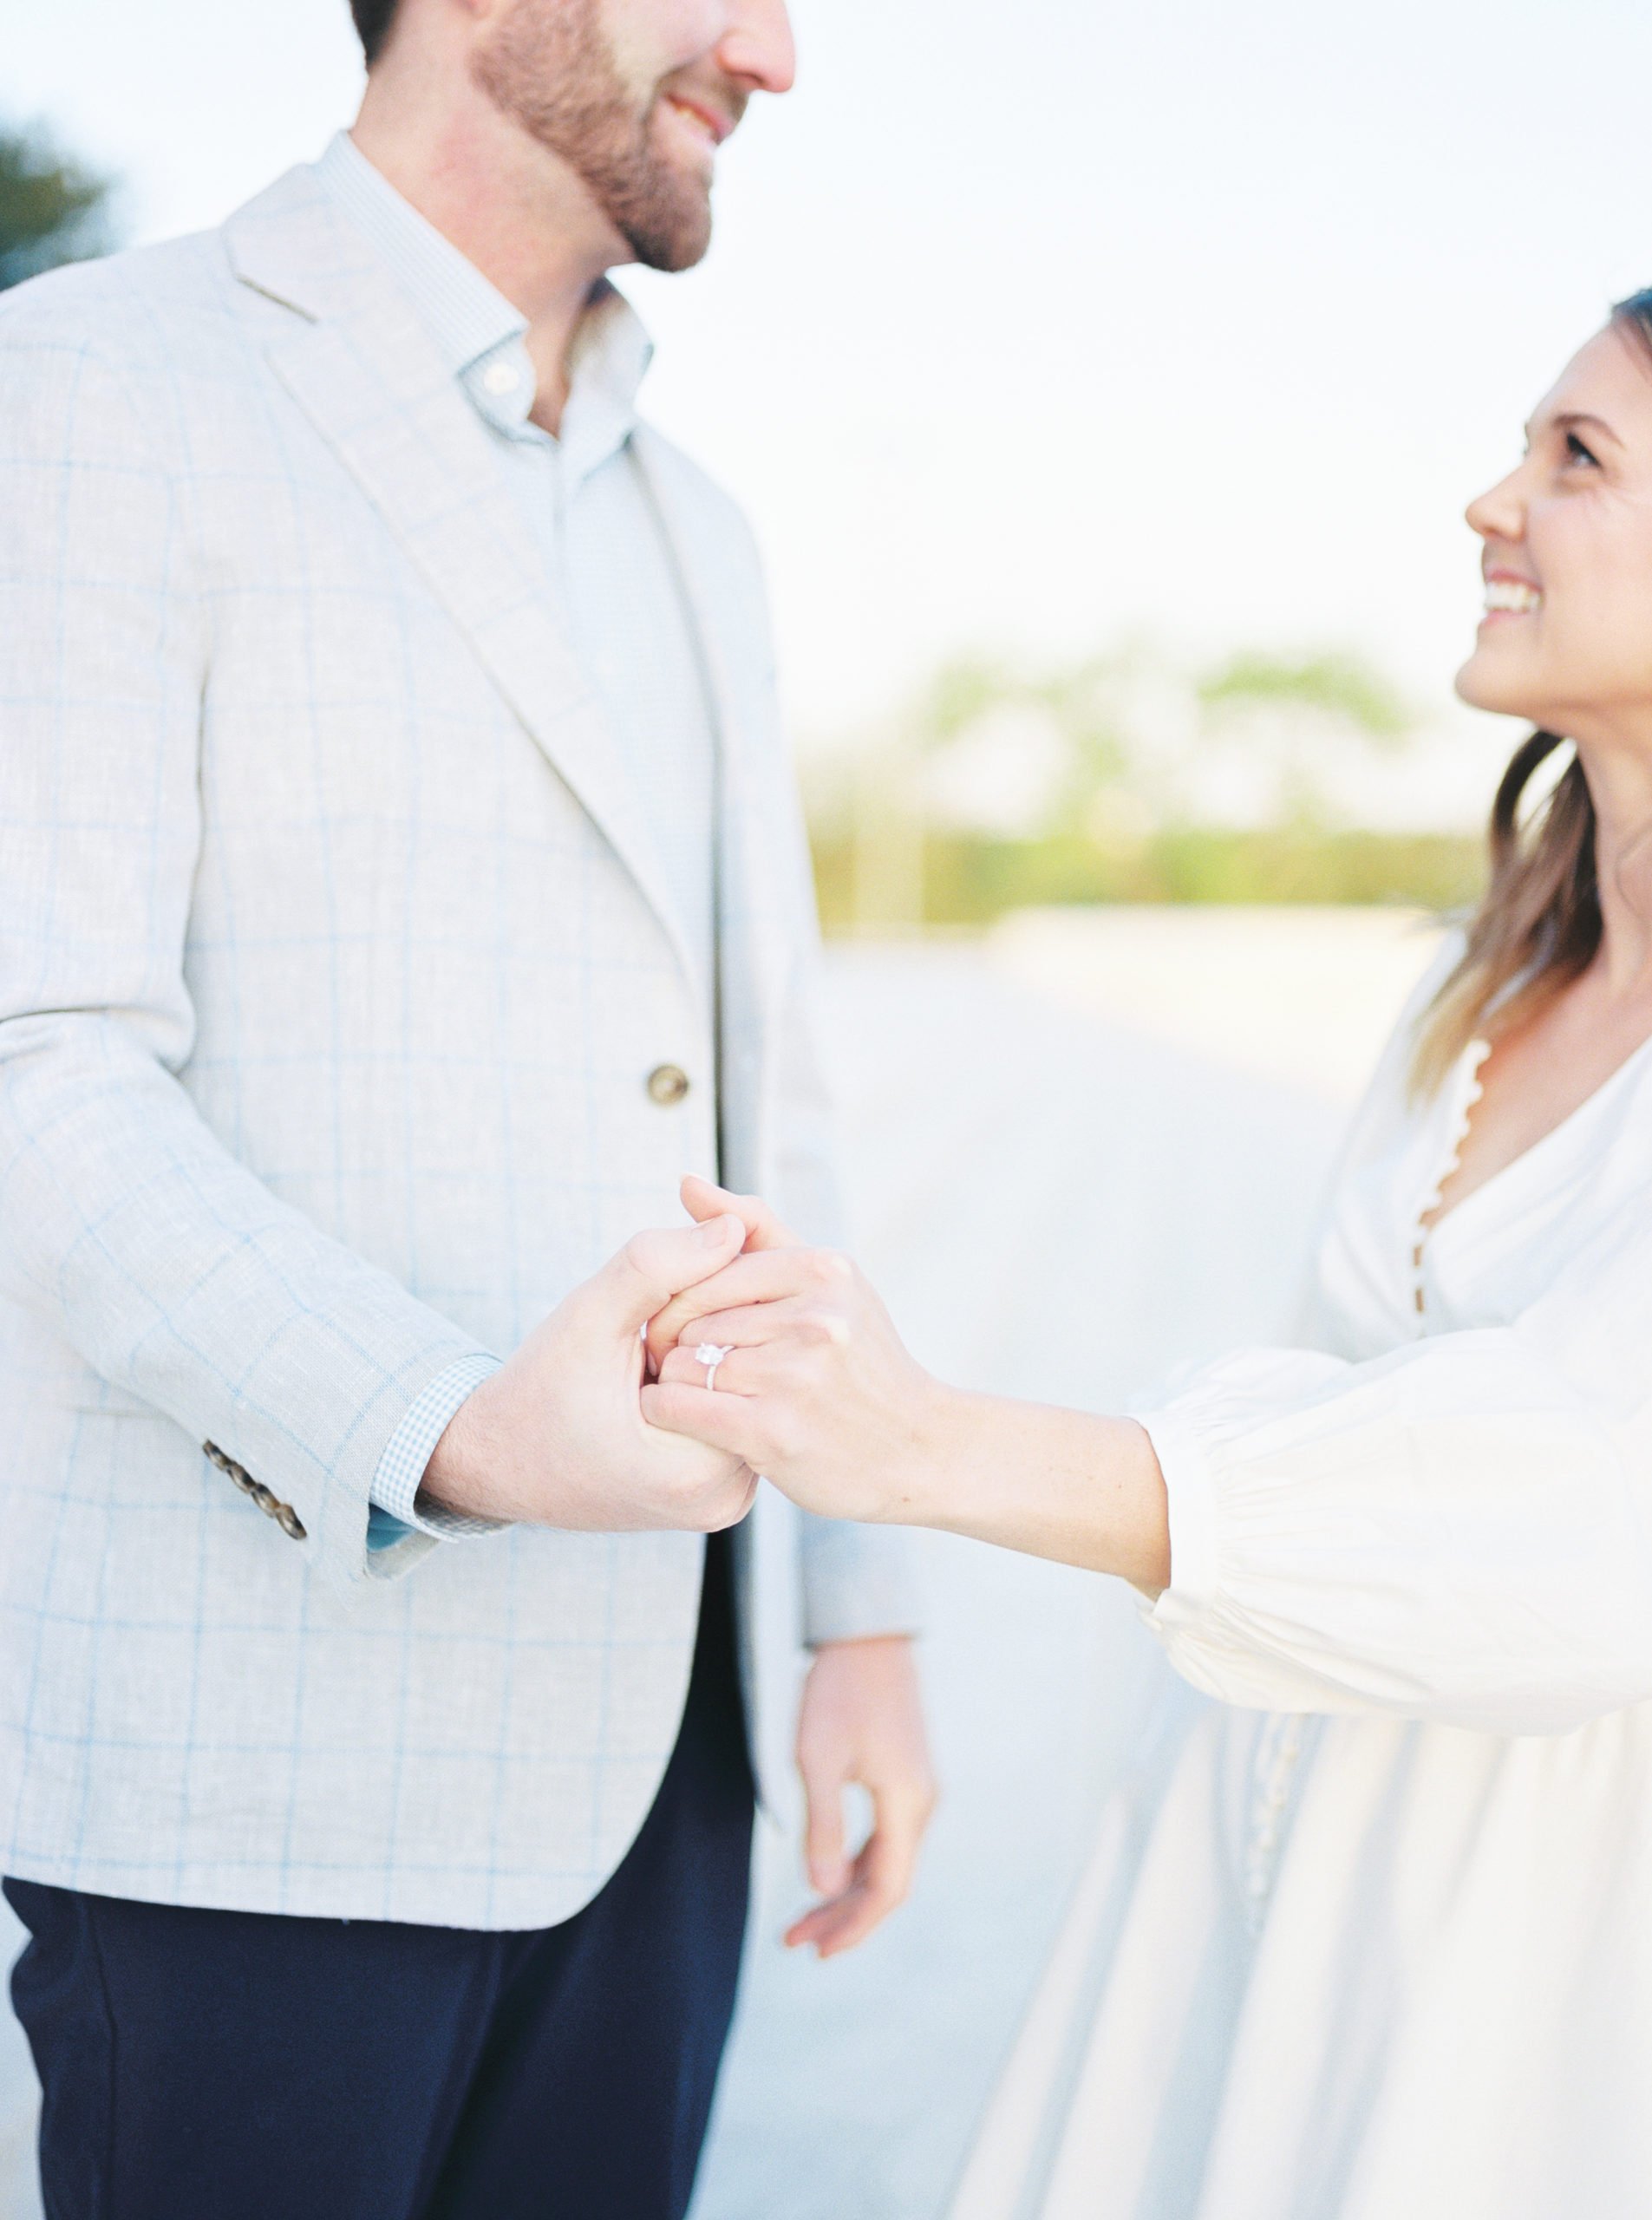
0, 164, 916, 1929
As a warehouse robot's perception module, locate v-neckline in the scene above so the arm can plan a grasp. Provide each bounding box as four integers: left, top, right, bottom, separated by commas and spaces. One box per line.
1422, 1022, 1652, 1243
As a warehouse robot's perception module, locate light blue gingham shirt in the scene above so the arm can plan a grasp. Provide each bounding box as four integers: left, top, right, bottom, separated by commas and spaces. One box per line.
312, 134, 720, 1547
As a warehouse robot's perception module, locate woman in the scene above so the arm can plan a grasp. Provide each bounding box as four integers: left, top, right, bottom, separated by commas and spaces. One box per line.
643, 292, 1652, 2217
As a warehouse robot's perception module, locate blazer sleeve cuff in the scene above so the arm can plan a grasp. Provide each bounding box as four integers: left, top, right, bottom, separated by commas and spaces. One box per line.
797, 1510, 924, 1646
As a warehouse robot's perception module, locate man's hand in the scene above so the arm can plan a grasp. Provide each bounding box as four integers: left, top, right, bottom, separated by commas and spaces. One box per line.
787, 1635, 937, 1958
421, 1215, 759, 1531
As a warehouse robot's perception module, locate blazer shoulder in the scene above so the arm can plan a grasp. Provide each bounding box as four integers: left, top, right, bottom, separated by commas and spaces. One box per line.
0, 229, 244, 360
0, 227, 285, 475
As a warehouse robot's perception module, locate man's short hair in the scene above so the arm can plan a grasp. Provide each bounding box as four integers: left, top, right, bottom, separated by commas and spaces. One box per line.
349, 0, 400, 66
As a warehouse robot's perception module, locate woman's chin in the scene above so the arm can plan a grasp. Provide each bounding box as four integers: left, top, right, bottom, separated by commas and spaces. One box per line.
1453, 644, 1538, 720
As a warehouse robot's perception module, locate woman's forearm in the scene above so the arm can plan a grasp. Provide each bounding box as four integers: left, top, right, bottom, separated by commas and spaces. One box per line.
899, 1386, 1172, 1594
640, 1206, 1172, 1592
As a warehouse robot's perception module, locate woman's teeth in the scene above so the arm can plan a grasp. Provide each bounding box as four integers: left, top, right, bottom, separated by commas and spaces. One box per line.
1484, 579, 1542, 614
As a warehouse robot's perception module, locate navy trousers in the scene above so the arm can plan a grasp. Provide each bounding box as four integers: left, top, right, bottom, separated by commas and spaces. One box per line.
5, 1531, 754, 2220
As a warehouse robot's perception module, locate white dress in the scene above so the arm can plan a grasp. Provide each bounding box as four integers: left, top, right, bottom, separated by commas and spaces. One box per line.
949, 950, 1652, 2220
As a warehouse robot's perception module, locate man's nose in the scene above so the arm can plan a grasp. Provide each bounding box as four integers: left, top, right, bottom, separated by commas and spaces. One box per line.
718, 0, 796, 95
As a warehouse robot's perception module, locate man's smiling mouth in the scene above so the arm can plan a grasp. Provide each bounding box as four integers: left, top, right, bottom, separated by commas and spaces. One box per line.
663, 93, 731, 147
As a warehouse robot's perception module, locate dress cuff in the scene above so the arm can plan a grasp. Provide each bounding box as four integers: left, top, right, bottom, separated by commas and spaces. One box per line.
1130, 1403, 1222, 1623
369, 1353, 507, 1548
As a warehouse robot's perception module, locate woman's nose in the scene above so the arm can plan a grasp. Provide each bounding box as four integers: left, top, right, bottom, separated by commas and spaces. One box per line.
1466, 470, 1525, 544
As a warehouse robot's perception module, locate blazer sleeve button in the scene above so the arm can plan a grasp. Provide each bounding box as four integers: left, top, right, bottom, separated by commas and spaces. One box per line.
203, 1441, 306, 1540
645, 1063, 690, 1107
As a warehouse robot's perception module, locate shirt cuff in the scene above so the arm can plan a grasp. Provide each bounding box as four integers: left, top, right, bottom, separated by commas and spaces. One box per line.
368, 1353, 507, 1549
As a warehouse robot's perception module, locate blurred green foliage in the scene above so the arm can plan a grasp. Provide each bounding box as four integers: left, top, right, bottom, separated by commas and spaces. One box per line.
1195, 650, 1412, 741
806, 643, 1490, 933
0, 121, 117, 292
813, 824, 1485, 931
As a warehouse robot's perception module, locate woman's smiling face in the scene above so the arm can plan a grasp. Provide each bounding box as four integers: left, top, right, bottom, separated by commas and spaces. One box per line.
1457, 317, 1652, 739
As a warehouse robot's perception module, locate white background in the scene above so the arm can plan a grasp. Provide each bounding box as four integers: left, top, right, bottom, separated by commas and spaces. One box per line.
7, 0, 1652, 755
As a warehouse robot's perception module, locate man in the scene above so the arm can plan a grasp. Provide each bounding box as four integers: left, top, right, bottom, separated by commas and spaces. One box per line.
0, 1, 935, 2213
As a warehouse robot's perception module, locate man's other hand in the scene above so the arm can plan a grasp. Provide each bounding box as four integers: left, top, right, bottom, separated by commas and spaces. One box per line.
786, 1635, 936, 1958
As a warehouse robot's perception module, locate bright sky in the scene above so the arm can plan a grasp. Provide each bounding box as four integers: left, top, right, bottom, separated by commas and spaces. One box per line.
8, 0, 1652, 813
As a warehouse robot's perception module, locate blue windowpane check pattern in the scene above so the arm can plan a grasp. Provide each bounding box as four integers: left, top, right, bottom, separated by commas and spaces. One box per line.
0, 146, 919, 1931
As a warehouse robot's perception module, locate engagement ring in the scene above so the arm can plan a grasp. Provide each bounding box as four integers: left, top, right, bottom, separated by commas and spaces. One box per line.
695, 1342, 735, 1391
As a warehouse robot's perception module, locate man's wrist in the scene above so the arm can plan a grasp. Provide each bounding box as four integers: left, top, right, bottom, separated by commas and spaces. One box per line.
372, 1353, 506, 1543
419, 1373, 513, 1522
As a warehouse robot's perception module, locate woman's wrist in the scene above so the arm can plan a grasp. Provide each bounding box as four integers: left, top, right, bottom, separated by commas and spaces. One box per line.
886, 1392, 1171, 1590
885, 1376, 981, 1529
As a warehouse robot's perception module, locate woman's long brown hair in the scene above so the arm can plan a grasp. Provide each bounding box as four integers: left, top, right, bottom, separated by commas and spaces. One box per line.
1410, 286, 1652, 1095
1410, 731, 1599, 1095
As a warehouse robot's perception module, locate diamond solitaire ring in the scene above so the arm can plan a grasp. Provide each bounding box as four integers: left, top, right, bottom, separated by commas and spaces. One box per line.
695, 1342, 735, 1391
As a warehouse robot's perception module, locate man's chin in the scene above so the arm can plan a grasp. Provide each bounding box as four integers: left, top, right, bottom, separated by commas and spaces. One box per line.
623, 194, 713, 271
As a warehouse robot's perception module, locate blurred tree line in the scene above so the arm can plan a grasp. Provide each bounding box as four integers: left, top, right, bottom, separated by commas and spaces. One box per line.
0, 126, 1484, 936
1, 119, 117, 291
806, 643, 1486, 934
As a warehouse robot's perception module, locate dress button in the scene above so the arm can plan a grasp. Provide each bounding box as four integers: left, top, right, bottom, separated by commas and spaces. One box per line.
480, 359, 520, 395
646, 1063, 691, 1107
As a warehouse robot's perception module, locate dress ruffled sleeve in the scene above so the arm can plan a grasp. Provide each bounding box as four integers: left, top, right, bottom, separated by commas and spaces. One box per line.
1133, 1192, 1652, 1735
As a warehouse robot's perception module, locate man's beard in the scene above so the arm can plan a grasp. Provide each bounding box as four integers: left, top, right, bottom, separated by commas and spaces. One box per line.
472, 0, 718, 271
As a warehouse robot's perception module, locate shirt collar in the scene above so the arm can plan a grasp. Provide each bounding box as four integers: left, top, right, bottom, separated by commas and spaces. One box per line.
313, 131, 654, 467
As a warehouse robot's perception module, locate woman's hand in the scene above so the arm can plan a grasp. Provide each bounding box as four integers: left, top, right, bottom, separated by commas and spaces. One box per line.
643, 1172, 806, 1378
641, 1233, 951, 1527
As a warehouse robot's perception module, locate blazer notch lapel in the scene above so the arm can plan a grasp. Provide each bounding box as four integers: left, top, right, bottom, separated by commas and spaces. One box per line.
234, 198, 690, 980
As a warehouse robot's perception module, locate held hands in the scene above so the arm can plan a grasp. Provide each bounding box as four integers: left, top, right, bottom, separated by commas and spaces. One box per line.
641, 1177, 949, 1530
431, 1168, 931, 1531
420, 1214, 759, 1531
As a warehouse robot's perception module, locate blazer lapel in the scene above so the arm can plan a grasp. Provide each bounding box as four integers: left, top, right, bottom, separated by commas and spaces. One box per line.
630, 428, 790, 1038
224, 166, 696, 991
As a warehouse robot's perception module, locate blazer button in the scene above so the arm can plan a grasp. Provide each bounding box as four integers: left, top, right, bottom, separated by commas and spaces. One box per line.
646, 1063, 690, 1107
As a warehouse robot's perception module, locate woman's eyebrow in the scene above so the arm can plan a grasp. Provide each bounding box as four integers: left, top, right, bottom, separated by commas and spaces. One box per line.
1525, 408, 1624, 447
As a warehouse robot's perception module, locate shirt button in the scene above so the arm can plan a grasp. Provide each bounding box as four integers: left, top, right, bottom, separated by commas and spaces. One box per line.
646, 1063, 691, 1107
481, 360, 520, 395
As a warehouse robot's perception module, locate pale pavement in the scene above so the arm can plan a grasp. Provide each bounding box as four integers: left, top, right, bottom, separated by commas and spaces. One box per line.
0, 908, 1444, 2220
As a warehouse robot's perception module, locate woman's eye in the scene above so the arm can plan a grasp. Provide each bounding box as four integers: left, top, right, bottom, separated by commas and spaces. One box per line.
1565, 430, 1600, 467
